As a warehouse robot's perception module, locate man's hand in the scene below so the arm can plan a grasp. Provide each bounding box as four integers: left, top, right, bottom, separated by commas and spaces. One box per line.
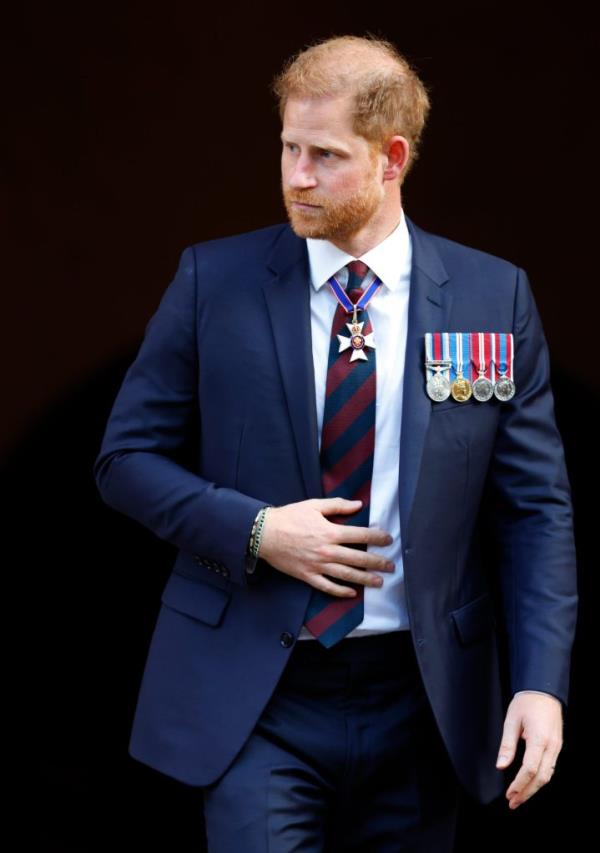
496, 692, 564, 809
258, 497, 395, 594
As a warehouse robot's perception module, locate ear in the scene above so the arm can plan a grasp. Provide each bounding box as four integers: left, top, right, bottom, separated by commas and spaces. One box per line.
383, 136, 410, 181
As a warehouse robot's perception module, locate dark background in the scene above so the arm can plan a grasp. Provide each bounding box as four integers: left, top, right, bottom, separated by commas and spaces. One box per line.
12, 0, 595, 849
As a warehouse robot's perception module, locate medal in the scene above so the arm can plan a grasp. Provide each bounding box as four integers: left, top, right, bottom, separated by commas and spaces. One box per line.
471, 332, 494, 401
337, 316, 375, 362
424, 333, 451, 401
427, 366, 452, 401
327, 271, 383, 363
450, 332, 472, 402
493, 332, 516, 401
494, 376, 515, 401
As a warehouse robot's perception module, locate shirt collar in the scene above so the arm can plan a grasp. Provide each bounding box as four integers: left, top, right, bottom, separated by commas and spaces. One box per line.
305, 207, 412, 292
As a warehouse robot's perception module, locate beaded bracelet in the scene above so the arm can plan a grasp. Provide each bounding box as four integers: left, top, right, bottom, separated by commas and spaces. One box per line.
249, 505, 273, 558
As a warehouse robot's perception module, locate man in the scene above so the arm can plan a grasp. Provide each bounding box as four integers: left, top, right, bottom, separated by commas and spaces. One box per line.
93, 35, 578, 852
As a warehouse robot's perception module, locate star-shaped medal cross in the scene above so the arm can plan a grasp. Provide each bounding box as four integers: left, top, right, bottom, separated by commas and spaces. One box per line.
337, 319, 376, 362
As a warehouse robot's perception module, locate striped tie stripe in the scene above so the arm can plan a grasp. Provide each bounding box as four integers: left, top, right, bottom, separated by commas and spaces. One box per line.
302, 259, 377, 647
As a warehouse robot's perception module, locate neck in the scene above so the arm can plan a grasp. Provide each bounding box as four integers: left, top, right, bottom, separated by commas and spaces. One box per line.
328, 196, 403, 258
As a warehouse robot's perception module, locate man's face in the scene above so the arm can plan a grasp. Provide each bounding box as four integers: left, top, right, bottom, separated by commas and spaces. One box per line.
280, 94, 385, 240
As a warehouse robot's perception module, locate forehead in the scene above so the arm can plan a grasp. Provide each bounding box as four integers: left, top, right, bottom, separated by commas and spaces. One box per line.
282, 94, 364, 151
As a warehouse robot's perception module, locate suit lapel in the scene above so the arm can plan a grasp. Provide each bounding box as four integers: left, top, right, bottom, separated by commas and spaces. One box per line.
262, 216, 452, 542
263, 227, 323, 500
399, 215, 451, 544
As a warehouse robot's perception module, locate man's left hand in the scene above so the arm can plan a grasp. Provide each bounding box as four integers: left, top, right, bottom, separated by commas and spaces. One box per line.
496, 693, 564, 809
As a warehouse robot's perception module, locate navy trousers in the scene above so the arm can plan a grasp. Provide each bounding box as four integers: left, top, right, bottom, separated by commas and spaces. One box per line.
202, 630, 461, 852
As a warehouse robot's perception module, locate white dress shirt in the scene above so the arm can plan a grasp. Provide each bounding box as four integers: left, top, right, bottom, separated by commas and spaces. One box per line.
297, 209, 412, 640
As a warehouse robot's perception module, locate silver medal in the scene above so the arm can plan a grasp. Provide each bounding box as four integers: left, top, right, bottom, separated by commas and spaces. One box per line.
426, 371, 451, 401
494, 375, 516, 401
425, 360, 452, 401
472, 375, 494, 401
492, 332, 516, 402
471, 333, 494, 402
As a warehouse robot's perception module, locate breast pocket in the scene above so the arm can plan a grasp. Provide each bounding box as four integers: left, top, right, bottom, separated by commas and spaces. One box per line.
430, 397, 477, 413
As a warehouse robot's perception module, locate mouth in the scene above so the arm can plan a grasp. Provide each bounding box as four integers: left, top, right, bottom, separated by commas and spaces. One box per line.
292, 201, 321, 209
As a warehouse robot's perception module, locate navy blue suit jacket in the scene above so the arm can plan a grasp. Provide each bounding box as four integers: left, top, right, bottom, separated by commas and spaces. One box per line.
93, 215, 578, 804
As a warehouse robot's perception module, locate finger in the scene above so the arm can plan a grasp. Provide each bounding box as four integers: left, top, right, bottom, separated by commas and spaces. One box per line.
311, 572, 359, 598
319, 562, 385, 588
325, 544, 395, 573
334, 524, 393, 547
317, 498, 363, 515
496, 713, 521, 769
506, 739, 545, 804
509, 749, 558, 808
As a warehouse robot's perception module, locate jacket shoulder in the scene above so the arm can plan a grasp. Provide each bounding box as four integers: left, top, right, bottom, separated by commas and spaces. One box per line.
415, 222, 520, 278
187, 222, 288, 260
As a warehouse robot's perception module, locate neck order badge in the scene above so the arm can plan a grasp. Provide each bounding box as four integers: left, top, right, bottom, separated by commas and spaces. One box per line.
302, 260, 381, 647
326, 262, 383, 361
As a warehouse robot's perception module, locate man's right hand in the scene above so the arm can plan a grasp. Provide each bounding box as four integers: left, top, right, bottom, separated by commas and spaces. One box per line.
257, 498, 395, 597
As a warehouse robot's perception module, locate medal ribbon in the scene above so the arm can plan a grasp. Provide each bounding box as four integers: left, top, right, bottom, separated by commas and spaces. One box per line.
425, 332, 433, 364
327, 272, 383, 315
471, 332, 492, 379
425, 333, 446, 368
460, 332, 471, 380
506, 333, 514, 380
450, 332, 469, 380
493, 332, 514, 379
497, 332, 507, 377
426, 331, 513, 396
483, 332, 492, 380
443, 332, 453, 380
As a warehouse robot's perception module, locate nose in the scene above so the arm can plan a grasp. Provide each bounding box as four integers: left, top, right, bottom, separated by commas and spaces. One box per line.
287, 155, 317, 190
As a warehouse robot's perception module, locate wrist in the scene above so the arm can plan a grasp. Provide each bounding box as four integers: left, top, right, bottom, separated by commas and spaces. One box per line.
245, 505, 273, 573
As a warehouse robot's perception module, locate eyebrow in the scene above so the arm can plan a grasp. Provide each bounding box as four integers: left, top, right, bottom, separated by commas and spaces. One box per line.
280, 133, 349, 156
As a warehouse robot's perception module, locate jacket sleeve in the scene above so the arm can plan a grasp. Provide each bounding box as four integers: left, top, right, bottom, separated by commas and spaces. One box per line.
486, 266, 578, 714
92, 246, 266, 588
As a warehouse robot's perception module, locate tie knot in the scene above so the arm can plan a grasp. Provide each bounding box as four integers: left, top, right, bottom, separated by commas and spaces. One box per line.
347, 260, 369, 278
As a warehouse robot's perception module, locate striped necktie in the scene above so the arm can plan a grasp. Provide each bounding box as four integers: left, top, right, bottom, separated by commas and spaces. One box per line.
302, 260, 377, 647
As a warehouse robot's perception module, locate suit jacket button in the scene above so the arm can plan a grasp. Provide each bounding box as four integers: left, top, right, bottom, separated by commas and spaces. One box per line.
280, 632, 295, 648
193, 554, 201, 563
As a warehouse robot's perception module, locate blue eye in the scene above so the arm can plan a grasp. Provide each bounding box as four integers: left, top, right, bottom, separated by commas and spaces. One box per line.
283, 143, 334, 158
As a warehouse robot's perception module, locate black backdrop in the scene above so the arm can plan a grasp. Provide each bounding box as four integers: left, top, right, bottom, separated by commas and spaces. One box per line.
12, 1, 596, 849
